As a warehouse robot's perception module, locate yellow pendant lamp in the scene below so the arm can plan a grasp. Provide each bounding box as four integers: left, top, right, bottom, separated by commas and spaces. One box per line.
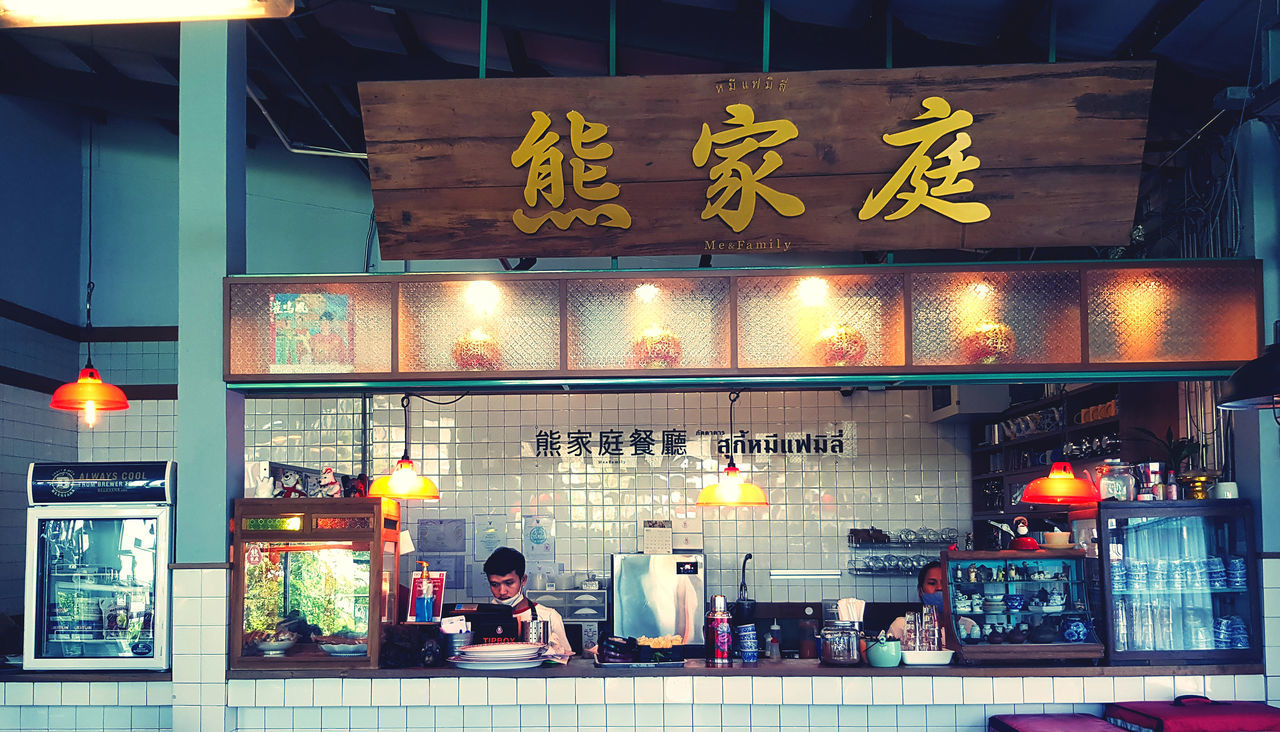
368, 395, 440, 501
697, 391, 769, 507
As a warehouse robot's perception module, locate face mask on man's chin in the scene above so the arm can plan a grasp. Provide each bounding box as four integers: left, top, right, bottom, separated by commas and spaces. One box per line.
496, 592, 524, 607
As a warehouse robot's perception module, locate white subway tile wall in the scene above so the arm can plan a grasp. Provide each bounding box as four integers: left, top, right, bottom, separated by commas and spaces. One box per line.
0, 385, 78, 614
1266, 557, 1280, 705
242, 389, 969, 604
0, 319, 78, 381
77, 342, 179, 386
78, 399, 177, 462
172, 567, 231, 732
216, 670, 1273, 731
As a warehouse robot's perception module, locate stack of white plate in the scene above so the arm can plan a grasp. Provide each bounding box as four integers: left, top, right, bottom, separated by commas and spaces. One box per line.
449, 642, 546, 670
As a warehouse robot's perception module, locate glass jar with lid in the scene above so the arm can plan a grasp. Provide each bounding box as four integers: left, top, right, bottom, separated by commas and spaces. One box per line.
819, 621, 862, 666
1094, 458, 1136, 501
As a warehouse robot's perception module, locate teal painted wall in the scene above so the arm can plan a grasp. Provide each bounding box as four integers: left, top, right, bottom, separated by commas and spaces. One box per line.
88, 118, 382, 327
0, 96, 81, 323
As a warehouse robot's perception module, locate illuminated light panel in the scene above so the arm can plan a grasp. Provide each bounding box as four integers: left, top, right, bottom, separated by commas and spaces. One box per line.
0, 0, 293, 27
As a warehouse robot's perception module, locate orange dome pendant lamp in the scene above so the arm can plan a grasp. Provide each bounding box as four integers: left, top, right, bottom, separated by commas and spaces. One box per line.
369, 394, 440, 501
697, 390, 769, 507
1022, 462, 1100, 505
51, 127, 128, 427
50, 362, 129, 427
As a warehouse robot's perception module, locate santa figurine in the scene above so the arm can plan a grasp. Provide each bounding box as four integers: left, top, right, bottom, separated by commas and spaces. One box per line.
318, 467, 342, 498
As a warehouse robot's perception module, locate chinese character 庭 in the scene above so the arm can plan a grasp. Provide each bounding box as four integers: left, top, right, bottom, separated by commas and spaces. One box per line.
510, 110, 632, 234
858, 96, 991, 224
692, 103, 806, 233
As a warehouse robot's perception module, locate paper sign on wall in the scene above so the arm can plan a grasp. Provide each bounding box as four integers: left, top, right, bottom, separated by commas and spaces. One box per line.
474, 515, 512, 560
522, 516, 555, 560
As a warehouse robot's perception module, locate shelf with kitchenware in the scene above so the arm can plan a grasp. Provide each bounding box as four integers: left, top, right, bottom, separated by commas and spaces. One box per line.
846, 527, 963, 576
940, 549, 1105, 664
969, 382, 1180, 546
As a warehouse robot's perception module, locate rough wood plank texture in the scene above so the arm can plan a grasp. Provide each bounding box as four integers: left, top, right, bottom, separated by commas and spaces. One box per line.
360, 62, 1153, 260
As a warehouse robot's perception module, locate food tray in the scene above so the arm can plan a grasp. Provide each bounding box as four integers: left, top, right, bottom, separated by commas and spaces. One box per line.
593, 659, 686, 669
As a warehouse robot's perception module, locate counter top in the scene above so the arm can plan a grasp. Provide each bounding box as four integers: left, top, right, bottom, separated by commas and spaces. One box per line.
226, 659, 1262, 679
0, 669, 172, 682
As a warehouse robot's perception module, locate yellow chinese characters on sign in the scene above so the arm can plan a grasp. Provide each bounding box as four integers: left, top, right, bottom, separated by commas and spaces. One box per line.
692, 103, 806, 233
858, 96, 991, 224
510, 110, 632, 234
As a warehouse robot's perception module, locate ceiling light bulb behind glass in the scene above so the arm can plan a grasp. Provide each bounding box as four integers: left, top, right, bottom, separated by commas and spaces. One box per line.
465, 280, 501, 316
635, 283, 660, 303
796, 277, 829, 307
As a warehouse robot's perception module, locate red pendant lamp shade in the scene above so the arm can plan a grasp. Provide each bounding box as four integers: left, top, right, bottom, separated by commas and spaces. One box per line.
50, 366, 129, 426
1022, 462, 1100, 505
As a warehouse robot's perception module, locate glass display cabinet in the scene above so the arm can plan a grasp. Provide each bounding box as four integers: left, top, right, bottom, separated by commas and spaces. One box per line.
941, 549, 1104, 665
230, 498, 400, 669
1096, 499, 1260, 665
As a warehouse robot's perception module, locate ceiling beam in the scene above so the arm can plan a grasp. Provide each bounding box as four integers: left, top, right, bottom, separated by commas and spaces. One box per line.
501, 27, 550, 76
1115, 0, 1206, 59
991, 0, 1051, 62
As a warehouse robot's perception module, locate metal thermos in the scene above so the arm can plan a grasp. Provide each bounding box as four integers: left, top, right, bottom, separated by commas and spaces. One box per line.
705, 595, 732, 667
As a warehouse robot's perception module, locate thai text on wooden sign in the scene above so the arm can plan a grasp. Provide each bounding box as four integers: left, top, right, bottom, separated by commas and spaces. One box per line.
360, 62, 1153, 261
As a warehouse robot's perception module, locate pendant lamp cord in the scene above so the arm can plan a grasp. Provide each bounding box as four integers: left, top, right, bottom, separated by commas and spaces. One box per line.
726, 390, 741, 466
397, 391, 472, 462
84, 123, 96, 369
400, 394, 412, 462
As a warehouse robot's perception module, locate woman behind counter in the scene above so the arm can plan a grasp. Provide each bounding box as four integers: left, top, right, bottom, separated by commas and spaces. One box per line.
889, 561, 977, 641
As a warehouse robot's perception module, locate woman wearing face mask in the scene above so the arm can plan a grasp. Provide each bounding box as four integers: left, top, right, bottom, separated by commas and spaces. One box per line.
889, 561, 977, 642
483, 547, 573, 659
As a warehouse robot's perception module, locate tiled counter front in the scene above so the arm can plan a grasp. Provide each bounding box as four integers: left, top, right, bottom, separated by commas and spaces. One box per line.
0, 680, 173, 731
225, 672, 1266, 732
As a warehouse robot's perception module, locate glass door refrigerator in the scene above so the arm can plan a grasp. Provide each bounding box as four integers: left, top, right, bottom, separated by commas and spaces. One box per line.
23, 461, 174, 670
1097, 498, 1260, 665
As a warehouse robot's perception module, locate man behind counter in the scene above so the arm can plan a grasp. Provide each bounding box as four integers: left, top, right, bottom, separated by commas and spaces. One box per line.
484, 547, 573, 657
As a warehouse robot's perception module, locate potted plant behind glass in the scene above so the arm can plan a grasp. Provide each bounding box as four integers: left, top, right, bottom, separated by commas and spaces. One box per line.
1133, 426, 1213, 498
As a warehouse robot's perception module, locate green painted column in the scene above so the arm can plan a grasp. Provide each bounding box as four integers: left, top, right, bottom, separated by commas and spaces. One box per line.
176, 21, 246, 562
1233, 118, 1280, 553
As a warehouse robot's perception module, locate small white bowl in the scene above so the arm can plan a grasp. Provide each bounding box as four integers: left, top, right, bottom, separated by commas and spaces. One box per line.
901, 649, 954, 666
256, 638, 296, 656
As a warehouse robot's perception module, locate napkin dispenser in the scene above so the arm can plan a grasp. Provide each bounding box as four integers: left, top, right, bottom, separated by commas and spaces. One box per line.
442, 603, 518, 645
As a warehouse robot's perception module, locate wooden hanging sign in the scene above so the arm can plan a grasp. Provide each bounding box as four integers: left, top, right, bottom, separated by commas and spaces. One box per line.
359, 62, 1154, 260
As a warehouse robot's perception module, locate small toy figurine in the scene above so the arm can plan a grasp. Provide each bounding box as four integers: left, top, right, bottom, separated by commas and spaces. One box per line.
967, 563, 980, 583
1009, 516, 1040, 551
344, 473, 369, 498
318, 467, 341, 498
276, 470, 308, 499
